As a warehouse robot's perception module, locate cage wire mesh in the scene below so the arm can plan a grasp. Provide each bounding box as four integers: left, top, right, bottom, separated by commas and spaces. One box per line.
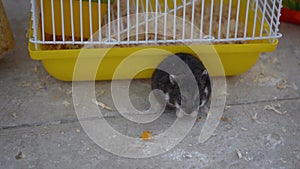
30, 0, 282, 48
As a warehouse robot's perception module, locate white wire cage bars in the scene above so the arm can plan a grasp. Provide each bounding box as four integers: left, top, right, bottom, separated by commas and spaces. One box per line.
30, 0, 283, 46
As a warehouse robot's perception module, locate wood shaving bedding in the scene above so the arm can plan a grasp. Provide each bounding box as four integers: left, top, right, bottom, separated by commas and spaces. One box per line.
92, 99, 113, 111
264, 104, 287, 115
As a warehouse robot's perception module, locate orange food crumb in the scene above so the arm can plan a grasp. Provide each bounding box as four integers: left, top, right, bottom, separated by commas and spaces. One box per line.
141, 131, 152, 141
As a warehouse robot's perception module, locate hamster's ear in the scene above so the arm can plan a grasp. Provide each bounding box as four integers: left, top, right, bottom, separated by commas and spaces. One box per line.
201, 70, 209, 80
169, 74, 177, 84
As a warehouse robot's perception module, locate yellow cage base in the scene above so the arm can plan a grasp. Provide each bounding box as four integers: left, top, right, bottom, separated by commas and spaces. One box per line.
28, 39, 278, 81
29, 0, 279, 81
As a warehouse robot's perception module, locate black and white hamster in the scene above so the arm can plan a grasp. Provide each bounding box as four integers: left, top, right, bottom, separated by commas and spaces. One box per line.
151, 53, 211, 117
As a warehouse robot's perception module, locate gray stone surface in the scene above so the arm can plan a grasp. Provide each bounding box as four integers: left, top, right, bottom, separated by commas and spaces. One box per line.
0, 0, 299, 168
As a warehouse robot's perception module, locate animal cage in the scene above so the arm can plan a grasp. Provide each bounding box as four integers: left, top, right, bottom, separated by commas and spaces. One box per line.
28, 0, 282, 81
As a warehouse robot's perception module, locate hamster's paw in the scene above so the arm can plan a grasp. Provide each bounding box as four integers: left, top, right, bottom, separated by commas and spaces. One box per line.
176, 110, 184, 118
190, 110, 198, 118
200, 105, 210, 114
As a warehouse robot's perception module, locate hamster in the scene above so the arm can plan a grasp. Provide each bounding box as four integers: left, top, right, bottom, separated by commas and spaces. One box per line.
151, 53, 211, 117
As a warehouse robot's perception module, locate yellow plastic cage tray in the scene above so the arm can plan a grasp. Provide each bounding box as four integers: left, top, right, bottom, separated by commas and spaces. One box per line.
28, 0, 281, 81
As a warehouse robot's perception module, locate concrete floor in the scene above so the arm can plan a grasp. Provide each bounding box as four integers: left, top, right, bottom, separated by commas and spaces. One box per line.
0, 0, 299, 168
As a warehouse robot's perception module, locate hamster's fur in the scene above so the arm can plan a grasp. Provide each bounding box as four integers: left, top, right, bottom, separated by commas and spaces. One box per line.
151, 53, 211, 117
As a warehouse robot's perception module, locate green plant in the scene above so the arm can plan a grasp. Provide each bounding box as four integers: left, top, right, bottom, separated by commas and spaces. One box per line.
283, 0, 300, 11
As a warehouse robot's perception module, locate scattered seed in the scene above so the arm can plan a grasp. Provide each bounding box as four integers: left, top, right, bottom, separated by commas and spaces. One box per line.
252, 113, 258, 120
241, 127, 249, 131
281, 127, 287, 133
96, 90, 105, 97
253, 68, 266, 83
251, 113, 263, 124
76, 128, 81, 133
264, 105, 286, 115
225, 105, 232, 110
221, 116, 229, 122
243, 156, 253, 161
277, 79, 288, 89
211, 133, 217, 137
182, 153, 192, 159
33, 65, 39, 73
15, 152, 26, 160
271, 102, 281, 109
280, 158, 288, 164
62, 100, 70, 107
39, 80, 47, 90
236, 149, 242, 159
66, 90, 72, 95
20, 81, 31, 87
11, 113, 17, 118
92, 99, 113, 111
25, 30, 29, 38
